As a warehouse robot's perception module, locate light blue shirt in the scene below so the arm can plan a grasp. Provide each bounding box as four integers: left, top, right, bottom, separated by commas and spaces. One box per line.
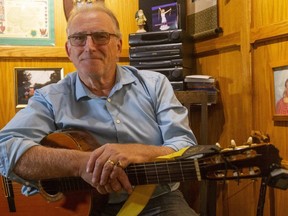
0, 65, 197, 200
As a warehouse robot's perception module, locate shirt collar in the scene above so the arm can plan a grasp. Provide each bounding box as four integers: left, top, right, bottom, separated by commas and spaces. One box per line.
112, 65, 137, 93
75, 65, 137, 101
75, 74, 89, 101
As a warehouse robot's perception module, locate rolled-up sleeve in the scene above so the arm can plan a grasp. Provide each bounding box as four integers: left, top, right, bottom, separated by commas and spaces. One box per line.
154, 76, 197, 150
0, 90, 56, 188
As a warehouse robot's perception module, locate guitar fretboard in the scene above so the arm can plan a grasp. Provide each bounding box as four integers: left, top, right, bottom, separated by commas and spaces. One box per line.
126, 160, 198, 185
40, 158, 200, 194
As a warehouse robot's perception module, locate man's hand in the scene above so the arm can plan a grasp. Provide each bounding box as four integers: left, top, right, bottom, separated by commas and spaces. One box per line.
85, 143, 136, 194
84, 143, 174, 195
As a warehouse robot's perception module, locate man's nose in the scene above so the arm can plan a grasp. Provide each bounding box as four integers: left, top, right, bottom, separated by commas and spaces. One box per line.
84, 35, 96, 48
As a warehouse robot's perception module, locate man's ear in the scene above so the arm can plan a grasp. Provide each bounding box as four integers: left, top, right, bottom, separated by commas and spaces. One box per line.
117, 38, 122, 55
65, 42, 72, 60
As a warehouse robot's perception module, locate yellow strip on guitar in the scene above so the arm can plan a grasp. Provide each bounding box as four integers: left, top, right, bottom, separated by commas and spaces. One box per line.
117, 147, 190, 216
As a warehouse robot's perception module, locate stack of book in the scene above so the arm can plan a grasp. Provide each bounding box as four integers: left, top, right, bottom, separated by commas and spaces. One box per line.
184, 75, 217, 92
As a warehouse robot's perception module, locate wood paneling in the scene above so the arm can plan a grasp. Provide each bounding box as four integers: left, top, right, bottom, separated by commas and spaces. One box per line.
252, 1, 288, 27
105, 0, 138, 51
252, 2, 288, 216
191, 0, 288, 215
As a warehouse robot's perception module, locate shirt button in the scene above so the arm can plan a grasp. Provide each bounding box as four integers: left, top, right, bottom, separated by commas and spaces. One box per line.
107, 98, 111, 102
116, 119, 121, 124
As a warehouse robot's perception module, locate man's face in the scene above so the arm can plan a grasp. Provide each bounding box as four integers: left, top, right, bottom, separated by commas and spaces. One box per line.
65, 11, 122, 80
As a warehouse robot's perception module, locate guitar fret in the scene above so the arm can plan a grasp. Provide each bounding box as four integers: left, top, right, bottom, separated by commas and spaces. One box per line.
154, 162, 160, 184
169, 161, 188, 182
179, 161, 185, 182
126, 164, 141, 185
144, 163, 149, 184
165, 161, 172, 183
194, 158, 201, 181
135, 164, 140, 185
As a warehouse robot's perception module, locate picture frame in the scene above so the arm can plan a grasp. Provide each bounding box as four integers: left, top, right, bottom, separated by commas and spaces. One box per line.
63, 0, 105, 20
271, 62, 288, 121
0, 0, 55, 46
138, 0, 186, 32
151, 2, 179, 32
15, 67, 64, 109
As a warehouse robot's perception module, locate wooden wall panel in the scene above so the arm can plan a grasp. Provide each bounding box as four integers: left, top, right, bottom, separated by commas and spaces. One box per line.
252, 39, 288, 216
0, 60, 15, 128
193, 49, 253, 145
193, 0, 288, 215
193, 0, 252, 145
105, 0, 138, 51
252, 0, 288, 27
218, 0, 244, 34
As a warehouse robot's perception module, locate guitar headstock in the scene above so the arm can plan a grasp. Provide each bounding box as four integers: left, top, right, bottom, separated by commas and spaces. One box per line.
201, 143, 282, 181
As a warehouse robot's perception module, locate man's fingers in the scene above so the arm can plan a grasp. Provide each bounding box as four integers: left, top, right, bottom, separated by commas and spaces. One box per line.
99, 158, 116, 185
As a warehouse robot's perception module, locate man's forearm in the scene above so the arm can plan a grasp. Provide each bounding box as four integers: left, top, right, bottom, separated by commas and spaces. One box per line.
13, 145, 90, 180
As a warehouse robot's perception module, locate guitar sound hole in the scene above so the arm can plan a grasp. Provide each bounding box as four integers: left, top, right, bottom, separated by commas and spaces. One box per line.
40, 179, 60, 196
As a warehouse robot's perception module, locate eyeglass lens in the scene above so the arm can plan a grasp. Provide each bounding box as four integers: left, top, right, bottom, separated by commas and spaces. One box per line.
69, 32, 115, 46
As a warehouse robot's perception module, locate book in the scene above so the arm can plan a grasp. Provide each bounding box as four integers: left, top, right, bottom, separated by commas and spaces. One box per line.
184, 75, 215, 83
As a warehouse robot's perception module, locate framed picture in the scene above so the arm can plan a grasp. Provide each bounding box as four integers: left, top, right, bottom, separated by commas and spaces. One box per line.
151, 2, 178, 31
271, 62, 288, 121
63, 0, 104, 20
15, 67, 64, 108
0, 0, 55, 46
138, 0, 186, 32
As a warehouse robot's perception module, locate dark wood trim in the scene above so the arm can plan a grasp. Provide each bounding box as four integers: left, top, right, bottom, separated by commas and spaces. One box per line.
250, 20, 288, 44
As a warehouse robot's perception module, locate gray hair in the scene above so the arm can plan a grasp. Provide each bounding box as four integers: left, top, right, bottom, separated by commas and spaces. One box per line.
66, 2, 122, 38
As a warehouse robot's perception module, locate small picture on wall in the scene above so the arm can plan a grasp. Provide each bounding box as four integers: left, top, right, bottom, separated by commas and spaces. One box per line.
272, 65, 288, 121
15, 68, 64, 108
151, 2, 178, 31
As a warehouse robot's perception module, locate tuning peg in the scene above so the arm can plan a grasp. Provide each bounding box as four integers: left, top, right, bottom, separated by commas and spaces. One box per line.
233, 170, 240, 177
230, 139, 236, 149
246, 136, 253, 145
214, 143, 222, 163
249, 167, 255, 175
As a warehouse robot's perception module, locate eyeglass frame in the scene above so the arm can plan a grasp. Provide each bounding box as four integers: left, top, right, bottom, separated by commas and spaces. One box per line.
67, 31, 119, 47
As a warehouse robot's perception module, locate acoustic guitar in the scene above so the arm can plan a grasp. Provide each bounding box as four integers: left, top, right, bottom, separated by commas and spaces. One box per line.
0, 129, 283, 215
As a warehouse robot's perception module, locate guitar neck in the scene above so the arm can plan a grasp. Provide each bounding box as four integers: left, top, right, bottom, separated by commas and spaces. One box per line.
39, 143, 281, 195
126, 159, 198, 185
40, 158, 200, 195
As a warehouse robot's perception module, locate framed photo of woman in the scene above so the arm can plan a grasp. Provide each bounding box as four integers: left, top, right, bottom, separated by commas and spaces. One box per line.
271, 63, 288, 121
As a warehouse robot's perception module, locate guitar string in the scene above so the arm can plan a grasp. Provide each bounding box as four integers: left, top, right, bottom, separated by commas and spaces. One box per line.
1, 177, 10, 196
3, 159, 210, 194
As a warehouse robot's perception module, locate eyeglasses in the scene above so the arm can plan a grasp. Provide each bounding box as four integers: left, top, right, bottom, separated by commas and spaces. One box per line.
68, 32, 118, 46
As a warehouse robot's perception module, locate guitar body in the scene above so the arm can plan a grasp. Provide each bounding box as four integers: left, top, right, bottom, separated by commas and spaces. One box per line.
0, 182, 92, 216
0, 129, 105, 216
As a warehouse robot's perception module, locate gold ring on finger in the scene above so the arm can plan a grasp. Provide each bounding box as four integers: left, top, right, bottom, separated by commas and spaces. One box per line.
116, 161, 124, 169
106, 159, 115, 166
